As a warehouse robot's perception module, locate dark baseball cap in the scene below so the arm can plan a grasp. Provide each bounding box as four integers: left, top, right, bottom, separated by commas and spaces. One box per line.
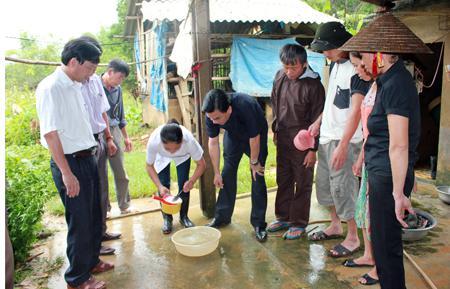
310, 22, 352, 52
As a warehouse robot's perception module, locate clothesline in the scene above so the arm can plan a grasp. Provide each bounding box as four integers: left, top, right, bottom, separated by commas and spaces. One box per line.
5, 55, 224, 67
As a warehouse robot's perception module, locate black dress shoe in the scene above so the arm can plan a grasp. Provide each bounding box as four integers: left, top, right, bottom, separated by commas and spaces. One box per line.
102, 232, 122, 241
206, 218, 230, 228
180, 216, 195, 228
255, 227, 268, 242
100, 245, 115, 255
162, 217, 173, 234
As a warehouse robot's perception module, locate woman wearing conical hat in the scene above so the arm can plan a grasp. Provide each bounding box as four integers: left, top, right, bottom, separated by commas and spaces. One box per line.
340, 12, 432, 289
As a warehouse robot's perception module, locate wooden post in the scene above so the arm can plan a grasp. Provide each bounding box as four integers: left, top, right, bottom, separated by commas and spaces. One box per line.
436, 34, 450, 185
174, 85, 192, 131
192, 0, 216, 218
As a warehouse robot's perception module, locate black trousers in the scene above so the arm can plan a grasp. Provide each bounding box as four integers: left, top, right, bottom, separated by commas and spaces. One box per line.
368, 171, 414, 289
214, 131, 268, 228
50, 155, 102, 287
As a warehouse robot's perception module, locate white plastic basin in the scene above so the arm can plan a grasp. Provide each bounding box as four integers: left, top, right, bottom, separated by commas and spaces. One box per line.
402, 209, 437, 241
171, 226, 221, 257
436, 186, 450, 205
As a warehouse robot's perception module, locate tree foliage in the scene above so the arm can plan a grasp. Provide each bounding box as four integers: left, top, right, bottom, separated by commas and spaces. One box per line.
5, 0, 135, 91
5, 33, 60, 89
304, 0, 375, 34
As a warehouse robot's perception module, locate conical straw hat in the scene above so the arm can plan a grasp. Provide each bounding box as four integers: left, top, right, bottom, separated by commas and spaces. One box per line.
340, 13, 432, 54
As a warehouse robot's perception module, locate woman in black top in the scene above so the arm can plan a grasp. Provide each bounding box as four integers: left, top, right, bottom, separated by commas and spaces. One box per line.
340, 13, 432, 289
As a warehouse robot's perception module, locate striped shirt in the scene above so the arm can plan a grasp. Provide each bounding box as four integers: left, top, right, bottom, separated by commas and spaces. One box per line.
81, 74, 110, 134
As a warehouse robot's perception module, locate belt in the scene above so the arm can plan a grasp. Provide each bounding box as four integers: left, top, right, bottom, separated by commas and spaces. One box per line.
70, 147, 97, 158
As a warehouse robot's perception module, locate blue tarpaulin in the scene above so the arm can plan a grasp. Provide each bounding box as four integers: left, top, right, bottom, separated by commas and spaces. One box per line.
134, 33, 141, 74
230, 37, 326, 97
149, 21, 168, 112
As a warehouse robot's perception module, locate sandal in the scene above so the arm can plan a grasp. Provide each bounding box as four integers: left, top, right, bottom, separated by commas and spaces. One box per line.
342, 259, 374, 268
329, 244, 359, 258
267, 220, 290, 232
91, 260, 114, 274
282, 227, 305, 240
67, 276, 106, 289
359, 273, 379, 286
308, 230, 343, 241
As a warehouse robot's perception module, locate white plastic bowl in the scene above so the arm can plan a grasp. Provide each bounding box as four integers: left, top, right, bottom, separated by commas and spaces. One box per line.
171, 226, 221, 257
402, 209, 437, 241
436, 186, 450, 205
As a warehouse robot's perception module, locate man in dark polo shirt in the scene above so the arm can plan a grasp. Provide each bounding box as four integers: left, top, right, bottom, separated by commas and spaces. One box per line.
202, 89, 268, 242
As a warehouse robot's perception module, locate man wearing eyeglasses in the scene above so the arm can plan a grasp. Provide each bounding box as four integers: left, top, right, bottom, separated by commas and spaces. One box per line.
36, 37, 111, 289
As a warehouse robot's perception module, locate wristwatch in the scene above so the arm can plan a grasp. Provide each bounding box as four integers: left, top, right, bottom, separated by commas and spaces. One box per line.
250, 159, 259, 165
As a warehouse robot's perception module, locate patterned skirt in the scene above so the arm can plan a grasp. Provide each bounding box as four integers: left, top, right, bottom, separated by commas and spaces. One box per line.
355, 165, 371, 239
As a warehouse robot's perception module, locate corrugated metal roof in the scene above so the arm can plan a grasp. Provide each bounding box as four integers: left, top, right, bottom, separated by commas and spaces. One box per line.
141, 0, 340, 24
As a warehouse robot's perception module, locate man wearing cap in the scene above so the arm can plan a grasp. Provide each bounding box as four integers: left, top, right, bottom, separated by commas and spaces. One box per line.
308, 22, 364, 259
36, 37, 112, 289
267, 44, 325, 240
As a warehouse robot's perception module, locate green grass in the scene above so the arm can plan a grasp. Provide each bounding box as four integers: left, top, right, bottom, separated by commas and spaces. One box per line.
46, 195, 65, 216
107, 136, 277, 201
46, 91, 278, 212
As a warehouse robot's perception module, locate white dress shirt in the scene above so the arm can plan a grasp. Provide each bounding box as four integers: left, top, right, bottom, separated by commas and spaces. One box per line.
36, 67, 96, 154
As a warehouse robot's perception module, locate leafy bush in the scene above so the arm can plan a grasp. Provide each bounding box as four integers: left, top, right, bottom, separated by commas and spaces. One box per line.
5, 87, 40, 146
5, 145, 54, 263
5, 33, 60, 90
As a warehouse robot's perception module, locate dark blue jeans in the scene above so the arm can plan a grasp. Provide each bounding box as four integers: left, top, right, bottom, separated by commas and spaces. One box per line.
158, 158, 191, 218
50, 155, 102, 287
215, 131, 268, 228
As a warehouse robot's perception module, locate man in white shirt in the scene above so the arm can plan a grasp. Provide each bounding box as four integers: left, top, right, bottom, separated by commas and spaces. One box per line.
36, 37, 112, 289
308, 22, 363, 258
146, 120, 206, 233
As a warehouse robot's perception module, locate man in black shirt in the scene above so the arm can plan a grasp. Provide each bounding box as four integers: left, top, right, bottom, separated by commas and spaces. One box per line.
202, 89, 268, 242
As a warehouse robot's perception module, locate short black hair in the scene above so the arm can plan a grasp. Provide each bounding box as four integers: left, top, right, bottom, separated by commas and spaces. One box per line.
79, 35, 103, 53
202, 89, 231, 113
279, 44, 307, 65
160, 120, 183, 144
350, 51, 362, 59
108, 59, 130, 77
61, 37, 102, 65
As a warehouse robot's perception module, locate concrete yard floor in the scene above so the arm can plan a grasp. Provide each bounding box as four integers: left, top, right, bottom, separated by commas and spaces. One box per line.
46, 182, 450, 289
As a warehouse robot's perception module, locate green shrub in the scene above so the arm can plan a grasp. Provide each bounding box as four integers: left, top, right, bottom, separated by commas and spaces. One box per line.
5, 87, 40, 146
5, 145, 54, 263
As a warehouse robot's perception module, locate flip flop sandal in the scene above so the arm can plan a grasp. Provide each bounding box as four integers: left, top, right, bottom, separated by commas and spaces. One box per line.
267, 220, 290, 232
342, 259, 374, 268
308, 230, 343, 241
282, 227, 305, 240
328, 243, 360, 258
359, 273, 379, 286
91, 260, 115, 274
67, 277, 106, 289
